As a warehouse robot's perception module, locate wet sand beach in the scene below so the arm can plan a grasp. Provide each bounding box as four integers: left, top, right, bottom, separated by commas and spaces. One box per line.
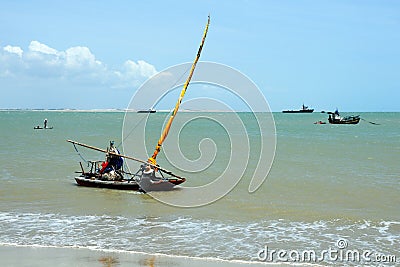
0, 245, 293, 267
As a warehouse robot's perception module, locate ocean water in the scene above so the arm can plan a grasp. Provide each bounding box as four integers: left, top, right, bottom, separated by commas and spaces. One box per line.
0, 111, 399, 265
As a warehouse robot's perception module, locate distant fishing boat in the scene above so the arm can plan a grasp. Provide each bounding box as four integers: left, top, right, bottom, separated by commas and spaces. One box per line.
68, 16, 210, 192
327, 109, 360, 125
34, 126, 53, 129
137, 108, 156, 113
34, 118, 53, 129
282, 104, 314, 113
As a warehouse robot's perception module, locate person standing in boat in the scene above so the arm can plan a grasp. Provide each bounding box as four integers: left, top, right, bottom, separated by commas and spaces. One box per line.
334, 109, 340, 116
108, 141, 123, 170
102, 141, 123, 172
44, 118, 48, 129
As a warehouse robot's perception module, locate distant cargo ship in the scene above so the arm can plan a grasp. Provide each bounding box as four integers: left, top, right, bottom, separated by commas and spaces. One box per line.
282, 104, 314, 113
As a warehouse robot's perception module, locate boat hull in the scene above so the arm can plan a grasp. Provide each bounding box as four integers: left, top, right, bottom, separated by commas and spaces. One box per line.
138, 177, 181, 192
282, 109, 314, 113
34, 127, 53, 129
75, 176, 140, 190
74, 176, 185, 191
137, 110, 156, 113
329, 117, 360, 124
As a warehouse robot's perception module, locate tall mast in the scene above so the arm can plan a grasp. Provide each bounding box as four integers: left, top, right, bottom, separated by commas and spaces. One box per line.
148, 15, 210, 165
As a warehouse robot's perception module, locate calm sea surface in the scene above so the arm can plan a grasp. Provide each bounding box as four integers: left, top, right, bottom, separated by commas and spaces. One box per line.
0, 111, 399, 264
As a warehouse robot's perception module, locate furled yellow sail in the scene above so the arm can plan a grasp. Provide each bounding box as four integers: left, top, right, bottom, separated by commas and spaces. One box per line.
149, 15, 210, 165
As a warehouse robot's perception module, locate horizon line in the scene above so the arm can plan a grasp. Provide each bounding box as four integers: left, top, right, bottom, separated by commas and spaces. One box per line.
0, 108, 398, 113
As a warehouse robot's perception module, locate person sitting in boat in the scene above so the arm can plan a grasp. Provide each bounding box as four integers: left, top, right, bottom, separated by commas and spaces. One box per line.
140, 158, 160, 181
140, 164, 163, 185
143, 164, 155, 176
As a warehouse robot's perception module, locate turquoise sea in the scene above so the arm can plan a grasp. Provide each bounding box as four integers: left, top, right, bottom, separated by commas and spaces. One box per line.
0, 110, 399, 265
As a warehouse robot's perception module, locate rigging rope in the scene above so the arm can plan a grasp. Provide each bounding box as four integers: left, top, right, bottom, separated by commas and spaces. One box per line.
361, 118, 380, 125
117, 113, 147, 148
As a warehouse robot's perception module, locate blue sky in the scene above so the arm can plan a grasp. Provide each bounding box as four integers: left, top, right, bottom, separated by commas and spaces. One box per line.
1, 0, 399, 111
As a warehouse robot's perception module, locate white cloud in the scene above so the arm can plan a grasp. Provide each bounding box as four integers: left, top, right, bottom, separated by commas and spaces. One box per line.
3, 45, 23, 57
28, 40, 58, 55
123, 60, 157, 78
64, 46, 101, 70
0, 40, 157, 88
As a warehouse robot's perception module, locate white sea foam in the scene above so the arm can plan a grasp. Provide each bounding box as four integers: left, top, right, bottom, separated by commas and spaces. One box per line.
0, 211, 398, 265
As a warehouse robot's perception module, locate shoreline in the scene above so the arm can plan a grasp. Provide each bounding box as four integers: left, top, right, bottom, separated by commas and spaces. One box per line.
0, 244, 299, 267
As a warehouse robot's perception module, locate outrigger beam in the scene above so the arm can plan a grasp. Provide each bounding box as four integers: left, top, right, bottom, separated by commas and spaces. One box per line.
66, 139, 185, 179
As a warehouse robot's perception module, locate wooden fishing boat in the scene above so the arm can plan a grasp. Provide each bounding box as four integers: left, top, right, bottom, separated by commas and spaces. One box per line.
327, 110, 360, 124
74, 161, 185, 191
69, 143, 187, 192
68, 16, 210, 192
329, 115, 360, 124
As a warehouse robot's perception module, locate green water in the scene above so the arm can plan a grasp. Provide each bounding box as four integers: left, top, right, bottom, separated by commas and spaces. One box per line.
0, 111, 399, 264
